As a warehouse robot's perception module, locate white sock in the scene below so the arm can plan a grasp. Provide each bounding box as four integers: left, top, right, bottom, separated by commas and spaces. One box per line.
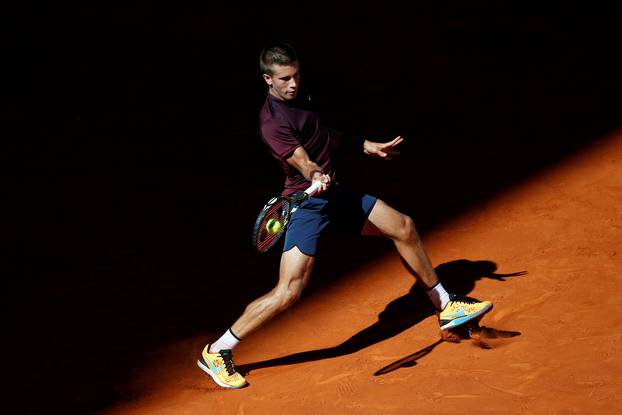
427, 282, 451, 311
209, 329, 240, 353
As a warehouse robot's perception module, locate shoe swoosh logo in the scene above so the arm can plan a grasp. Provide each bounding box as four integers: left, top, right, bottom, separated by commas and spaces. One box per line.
445, 307, 466, 318
206, 357, 222, 374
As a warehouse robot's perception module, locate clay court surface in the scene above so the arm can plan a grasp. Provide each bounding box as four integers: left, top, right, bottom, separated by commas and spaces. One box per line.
80, 131, 620, 414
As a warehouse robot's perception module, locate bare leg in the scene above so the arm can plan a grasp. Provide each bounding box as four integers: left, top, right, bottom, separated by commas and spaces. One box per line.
362, 199, 439, 289
230, 246, 314, 339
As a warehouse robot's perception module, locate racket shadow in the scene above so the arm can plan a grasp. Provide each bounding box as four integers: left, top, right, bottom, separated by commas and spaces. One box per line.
238, 258, 525, 376
373, 339, 444, 376
374, 324, 521, 376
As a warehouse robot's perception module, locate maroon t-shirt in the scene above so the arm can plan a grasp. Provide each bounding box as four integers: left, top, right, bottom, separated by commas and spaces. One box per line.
259, 94, 338, 194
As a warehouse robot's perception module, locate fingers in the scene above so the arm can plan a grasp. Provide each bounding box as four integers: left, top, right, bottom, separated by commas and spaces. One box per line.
320, 174, 331, 192
387, 135, 404, 148
378, 136, 404, 152
380, 136, 404, 160
312, 174, 331, 194
370, 147, 391, 159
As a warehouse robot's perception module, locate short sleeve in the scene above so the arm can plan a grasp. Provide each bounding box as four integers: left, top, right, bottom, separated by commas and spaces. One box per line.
260, 118, 301, 160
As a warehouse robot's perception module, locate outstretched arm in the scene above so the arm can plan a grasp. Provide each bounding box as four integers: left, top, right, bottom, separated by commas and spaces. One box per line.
286, 146, 331, 194
363, 135, 404, 160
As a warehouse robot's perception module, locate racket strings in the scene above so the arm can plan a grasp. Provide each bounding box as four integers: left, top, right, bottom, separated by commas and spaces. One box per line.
255, 199, 288, 252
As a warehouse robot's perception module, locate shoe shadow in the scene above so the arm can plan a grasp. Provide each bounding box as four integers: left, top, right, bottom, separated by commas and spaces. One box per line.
238, 259, 525, 376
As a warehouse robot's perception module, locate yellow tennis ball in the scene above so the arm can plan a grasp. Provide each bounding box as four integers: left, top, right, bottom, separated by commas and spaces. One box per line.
266, 218, 282, 234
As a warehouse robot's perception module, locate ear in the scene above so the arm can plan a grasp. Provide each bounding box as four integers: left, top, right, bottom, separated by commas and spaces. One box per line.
262, 73, 273, 87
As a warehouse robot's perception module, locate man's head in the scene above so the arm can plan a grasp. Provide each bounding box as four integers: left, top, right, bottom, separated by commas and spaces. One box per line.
260, 42, 300, 101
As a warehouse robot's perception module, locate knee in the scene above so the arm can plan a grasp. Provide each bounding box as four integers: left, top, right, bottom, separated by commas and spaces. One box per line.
397, 215, 420, 243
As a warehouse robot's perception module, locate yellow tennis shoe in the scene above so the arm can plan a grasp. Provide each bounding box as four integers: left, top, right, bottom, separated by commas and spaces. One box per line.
439, 294, 493, 331
197, 345, 247, 389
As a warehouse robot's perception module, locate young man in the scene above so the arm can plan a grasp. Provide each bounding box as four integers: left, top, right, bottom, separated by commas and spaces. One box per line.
198, 42, 492, 389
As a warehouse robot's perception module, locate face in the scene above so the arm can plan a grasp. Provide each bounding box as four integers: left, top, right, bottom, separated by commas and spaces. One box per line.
263, 64, 300, 101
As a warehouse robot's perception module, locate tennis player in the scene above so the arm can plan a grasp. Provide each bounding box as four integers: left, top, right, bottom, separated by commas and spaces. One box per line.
198, 42, 492, 388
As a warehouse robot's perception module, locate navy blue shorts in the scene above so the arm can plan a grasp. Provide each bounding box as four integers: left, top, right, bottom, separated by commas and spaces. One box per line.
283, 185, 377, 256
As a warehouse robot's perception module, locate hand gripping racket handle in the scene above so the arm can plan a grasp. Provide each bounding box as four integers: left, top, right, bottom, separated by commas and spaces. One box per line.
304, 180, 322, 196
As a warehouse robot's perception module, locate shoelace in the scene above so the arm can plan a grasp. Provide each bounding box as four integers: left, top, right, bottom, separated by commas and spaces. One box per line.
449, 294, 479, 305
219, 350, 237, 376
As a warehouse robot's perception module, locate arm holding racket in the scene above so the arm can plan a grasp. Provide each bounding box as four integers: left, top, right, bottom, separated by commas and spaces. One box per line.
286, 146, 331, 195
251, 147, 326, 253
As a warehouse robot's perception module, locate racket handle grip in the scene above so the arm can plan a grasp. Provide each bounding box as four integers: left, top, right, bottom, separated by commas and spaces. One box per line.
305, 180, 322, 196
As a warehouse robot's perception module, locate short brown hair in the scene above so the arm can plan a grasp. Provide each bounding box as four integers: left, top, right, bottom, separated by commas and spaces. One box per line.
259, 42, 298, 75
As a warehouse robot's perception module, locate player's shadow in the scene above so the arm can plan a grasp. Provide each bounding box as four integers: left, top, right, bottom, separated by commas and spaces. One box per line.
238, 259, 525, 376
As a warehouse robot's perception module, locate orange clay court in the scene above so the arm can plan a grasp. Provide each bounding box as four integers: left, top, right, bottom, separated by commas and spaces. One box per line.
98, 130, 622, 414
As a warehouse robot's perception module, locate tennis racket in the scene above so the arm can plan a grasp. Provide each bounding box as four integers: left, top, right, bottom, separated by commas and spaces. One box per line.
251, 181, 322, 253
